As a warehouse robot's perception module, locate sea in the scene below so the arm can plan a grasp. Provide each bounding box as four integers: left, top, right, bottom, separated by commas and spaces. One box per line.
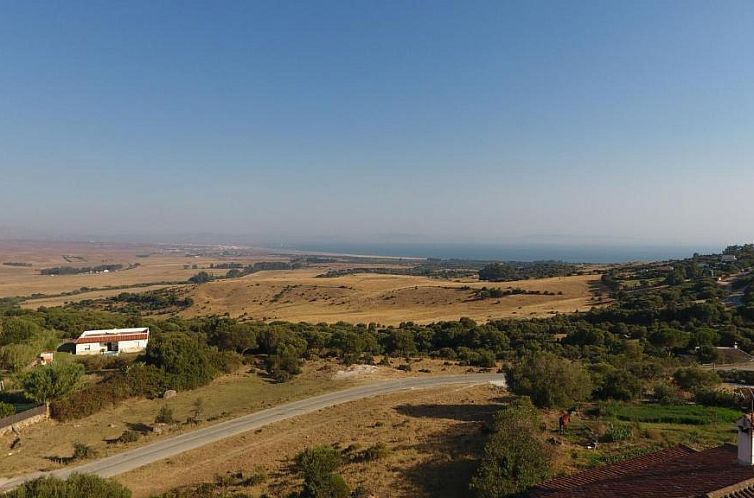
284, 242, 721, 264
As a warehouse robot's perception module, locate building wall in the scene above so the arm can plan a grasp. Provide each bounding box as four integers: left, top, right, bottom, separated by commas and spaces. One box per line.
74, 339, 148, 355
118, 338, 148, 353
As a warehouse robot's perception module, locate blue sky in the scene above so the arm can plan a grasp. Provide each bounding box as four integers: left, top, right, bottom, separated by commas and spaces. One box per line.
1, 1, 753, 248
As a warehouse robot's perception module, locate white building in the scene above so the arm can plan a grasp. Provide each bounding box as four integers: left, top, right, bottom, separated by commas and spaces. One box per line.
74, 327, 150, 355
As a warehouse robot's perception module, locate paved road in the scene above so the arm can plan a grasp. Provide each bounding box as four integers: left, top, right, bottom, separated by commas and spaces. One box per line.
0, 373, 504, 491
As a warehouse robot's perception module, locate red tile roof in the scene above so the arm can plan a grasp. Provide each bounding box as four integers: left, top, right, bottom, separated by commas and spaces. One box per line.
532, 444, 754, 498
75, 332, 149, 344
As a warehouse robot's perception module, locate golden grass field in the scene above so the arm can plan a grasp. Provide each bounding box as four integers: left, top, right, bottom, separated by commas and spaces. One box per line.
0, 240, 266, 306
0, 240, 604, 324
118, 381, 508, 498
0, 358, 479, 480
184, 269, 601, 324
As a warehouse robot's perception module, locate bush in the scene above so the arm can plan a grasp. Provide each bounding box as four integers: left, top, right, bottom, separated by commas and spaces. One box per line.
295, 446, 350, 498
265, 344, 304, 382
652, 382, 677, 405
361, 442, 390, 461
3, 474, 131, 498
156, 405, 175, 424
469, 397, 552, 497
23, 362, 85, 403
592, 367, 642, 401
506, 353, 592, 409
117, 430, 140, 444
694, 389, 739, 409
673, 367, 720, 392
188, 271, 212, 284
0, 401, 15, 418
49, 372, 135, 421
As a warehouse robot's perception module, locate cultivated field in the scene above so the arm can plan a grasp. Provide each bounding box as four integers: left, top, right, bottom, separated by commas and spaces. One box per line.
184, 269, 601, 324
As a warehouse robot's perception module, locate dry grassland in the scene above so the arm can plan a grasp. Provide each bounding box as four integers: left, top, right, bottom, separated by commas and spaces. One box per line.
118, 382, 507, 498
0, 240, 276, 307
0, 359, 475, 478
1, 240, 603, 324
184, 269, 601, 324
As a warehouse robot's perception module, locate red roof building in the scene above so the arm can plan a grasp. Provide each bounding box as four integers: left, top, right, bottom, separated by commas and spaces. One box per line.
532, 415, 754, 497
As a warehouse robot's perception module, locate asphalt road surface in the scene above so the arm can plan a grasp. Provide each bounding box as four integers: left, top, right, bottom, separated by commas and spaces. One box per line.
0, 373, 505, 491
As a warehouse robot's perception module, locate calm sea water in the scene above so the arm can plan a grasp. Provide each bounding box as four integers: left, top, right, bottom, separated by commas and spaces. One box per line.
285, 242, 720, 264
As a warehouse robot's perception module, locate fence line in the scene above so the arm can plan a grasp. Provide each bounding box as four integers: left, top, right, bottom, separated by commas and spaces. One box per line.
0, 404, 47, 430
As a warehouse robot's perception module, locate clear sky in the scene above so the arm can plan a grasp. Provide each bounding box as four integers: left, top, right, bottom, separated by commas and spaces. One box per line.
1, 1, 753, 248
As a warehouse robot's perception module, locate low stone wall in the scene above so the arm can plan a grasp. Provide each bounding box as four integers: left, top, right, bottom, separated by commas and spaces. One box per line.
0, 404, 48, 436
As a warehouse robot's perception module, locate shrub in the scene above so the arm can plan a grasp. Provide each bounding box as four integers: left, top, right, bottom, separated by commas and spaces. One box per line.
694, 389, 739, 409
593, 367, 642, 401
0, 401, 15, 418
672, 367, 720, 392
265, 345, 303, 382
295, 446, 350, 498
652, 382, 677, 405
23, 362, 85, 403
469, 397, 552, 497
156, 405, 175, 424
361, 442, 390, 461
3, 474, 131, 498
72, 442, 97, 461
117, 430, 140, 444
51, 374, 129, 421
506, 353, 592, 409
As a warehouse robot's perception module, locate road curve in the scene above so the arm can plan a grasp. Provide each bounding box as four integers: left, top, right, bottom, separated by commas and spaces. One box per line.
0, 373, 505, 491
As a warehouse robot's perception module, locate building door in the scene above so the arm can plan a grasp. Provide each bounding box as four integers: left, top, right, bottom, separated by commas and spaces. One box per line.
107, 342, 119, 352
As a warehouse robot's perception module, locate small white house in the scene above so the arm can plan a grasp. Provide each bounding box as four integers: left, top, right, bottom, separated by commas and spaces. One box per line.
722, 254, 738, 263
74, 327, 149, 355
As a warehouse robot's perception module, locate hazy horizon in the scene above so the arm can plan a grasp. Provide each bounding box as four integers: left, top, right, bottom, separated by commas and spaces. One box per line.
2, 1, 754, 247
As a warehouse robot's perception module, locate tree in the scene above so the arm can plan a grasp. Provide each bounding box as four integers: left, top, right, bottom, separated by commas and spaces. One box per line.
469, 397, 552, 497
506, 353, 592, 409
0, 317, 43, 345
673, 366, 720, 392
649, 327, 689, 355
188, 271, 212, 284
295, 446, 350, 498
593, 367, 642, 401
144, 333, 215, 390
0, 343, 39, 372
479, 263, 516, 282
23, 362, 84, 403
